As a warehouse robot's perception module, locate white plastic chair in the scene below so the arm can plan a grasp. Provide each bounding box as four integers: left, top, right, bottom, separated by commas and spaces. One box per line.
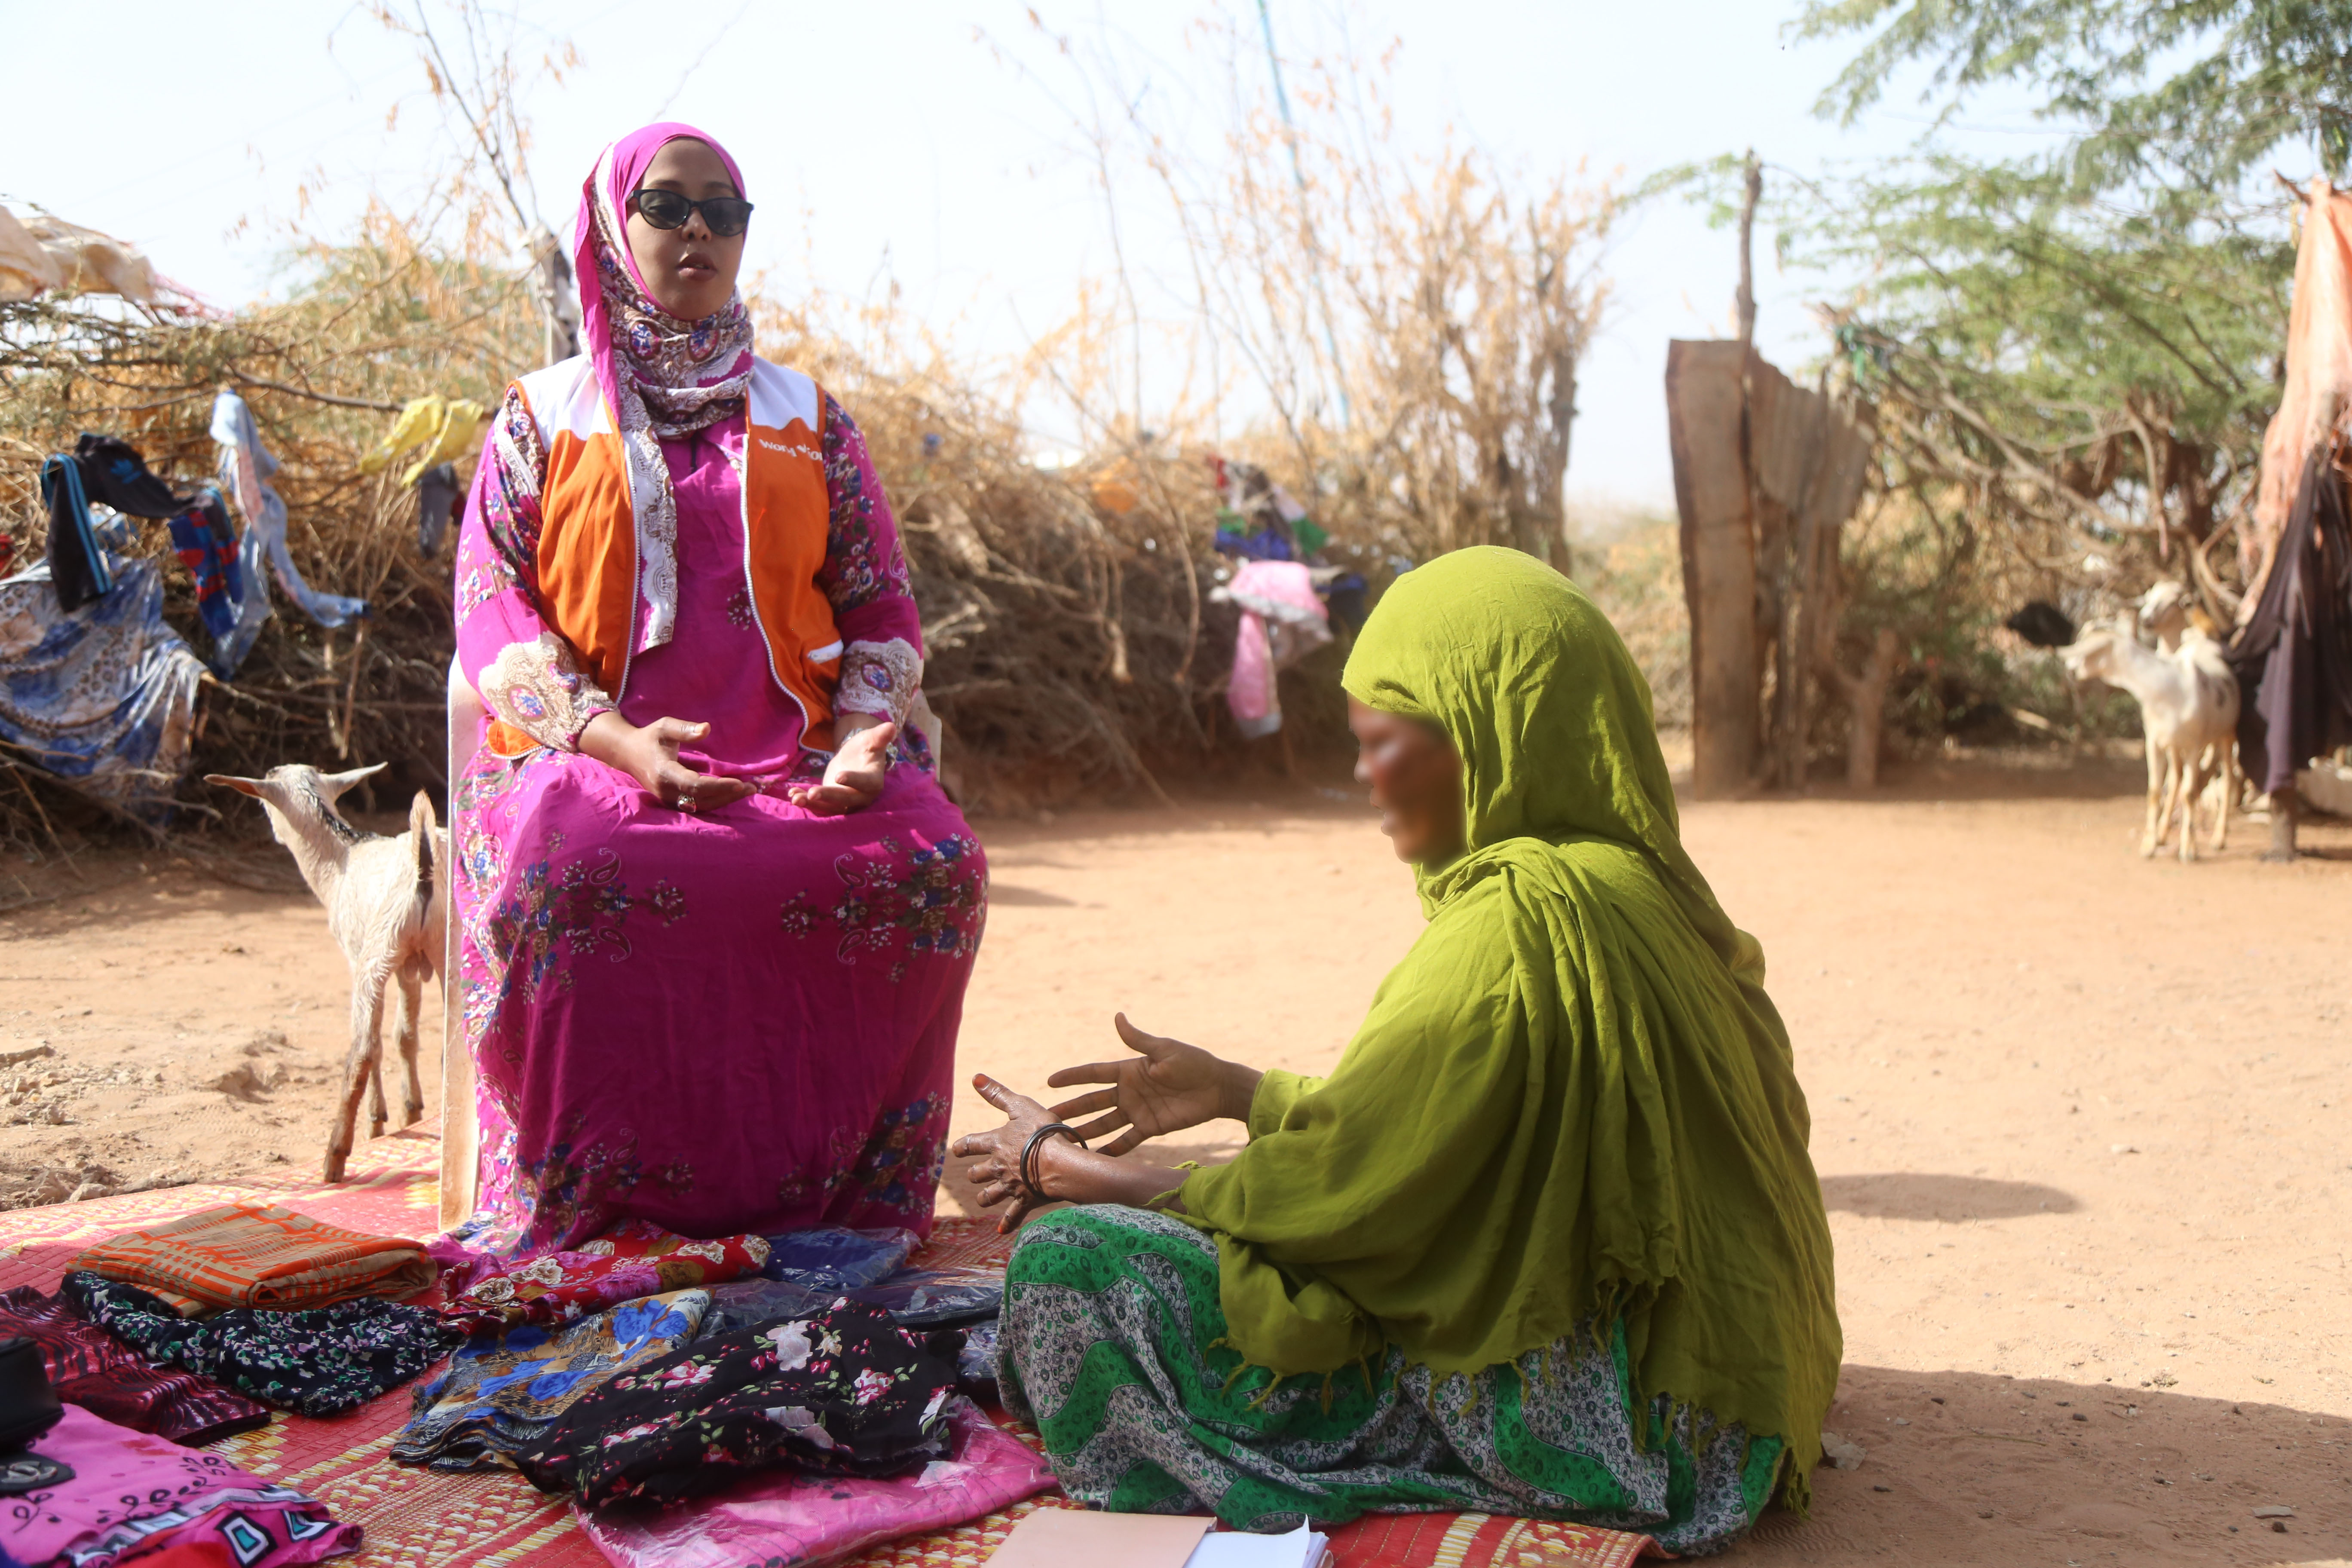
440, 655, 484, 1230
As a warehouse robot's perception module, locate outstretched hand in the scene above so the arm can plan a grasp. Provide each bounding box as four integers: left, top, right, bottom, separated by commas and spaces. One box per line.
580, 713, 756, 812
951, 1074, 1064, 1233
1045, 1014, 1259, 1156
787, 720, 894, 815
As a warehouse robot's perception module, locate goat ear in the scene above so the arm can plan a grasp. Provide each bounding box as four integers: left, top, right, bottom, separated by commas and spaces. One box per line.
318, 763, 387, 801
204, 774, 267, 799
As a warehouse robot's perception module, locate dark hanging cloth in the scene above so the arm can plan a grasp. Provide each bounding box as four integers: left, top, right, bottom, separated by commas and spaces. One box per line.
166, 492, 244, 643
2229, 447, 2352, 793
415, 462, 461, 559
39, 455, 112, 613
513, 1302, 959, 1509
71, 434, 185, 519
61, 1272, 453, 1418
0, 1286, 267, 1446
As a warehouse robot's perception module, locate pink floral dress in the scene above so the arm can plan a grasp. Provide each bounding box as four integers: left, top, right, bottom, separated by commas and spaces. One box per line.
447, 385, 984, 1263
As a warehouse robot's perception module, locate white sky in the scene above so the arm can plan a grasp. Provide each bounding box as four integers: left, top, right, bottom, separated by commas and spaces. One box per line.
1, 0, 2067, 514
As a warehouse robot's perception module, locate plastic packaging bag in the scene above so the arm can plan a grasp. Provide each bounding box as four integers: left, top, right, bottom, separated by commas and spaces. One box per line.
702, 1266, 1003, 1338
755, 1227, 916, 1289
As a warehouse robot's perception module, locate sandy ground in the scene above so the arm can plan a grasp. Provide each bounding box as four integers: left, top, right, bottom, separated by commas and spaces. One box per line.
2, 758, 2347, 1565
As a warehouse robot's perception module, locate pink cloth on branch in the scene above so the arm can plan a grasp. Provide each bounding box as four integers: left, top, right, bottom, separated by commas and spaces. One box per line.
1223, 560, 1331, 739
574, 1397, 1054, 1568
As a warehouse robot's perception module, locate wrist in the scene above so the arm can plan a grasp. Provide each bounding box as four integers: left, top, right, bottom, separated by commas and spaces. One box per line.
1219, 1061, 1265, 1124
1031, 1128, 1086, 1201
577, 711, 636, 764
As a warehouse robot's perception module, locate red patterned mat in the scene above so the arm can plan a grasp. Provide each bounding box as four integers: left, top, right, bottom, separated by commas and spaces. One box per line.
0, 1133, 1654, 1566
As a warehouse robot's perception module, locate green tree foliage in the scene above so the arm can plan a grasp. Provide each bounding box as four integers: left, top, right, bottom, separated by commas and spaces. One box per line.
1795, 0, 2352, 195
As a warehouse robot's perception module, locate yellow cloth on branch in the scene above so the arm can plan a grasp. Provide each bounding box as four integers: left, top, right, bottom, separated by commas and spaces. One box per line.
360, 395, 489, 485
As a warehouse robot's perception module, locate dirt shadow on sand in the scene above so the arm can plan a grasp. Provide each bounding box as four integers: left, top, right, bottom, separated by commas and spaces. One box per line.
1749, 1364, 2346, 1566
1820, 1173, 2079, 1222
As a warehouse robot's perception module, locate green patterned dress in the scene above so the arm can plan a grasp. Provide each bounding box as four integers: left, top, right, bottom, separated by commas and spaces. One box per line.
998, 1207, 1784, 1555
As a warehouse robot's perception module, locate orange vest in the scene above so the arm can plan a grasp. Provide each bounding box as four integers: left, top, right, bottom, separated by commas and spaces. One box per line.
485, 355, 844, 757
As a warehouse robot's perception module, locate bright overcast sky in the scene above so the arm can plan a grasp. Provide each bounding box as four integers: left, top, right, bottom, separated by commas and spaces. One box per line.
2, 0, 2058, 515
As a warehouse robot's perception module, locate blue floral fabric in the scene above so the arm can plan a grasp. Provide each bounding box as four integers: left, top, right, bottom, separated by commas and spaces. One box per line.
392, 1289, 708, 1472
0, 550, 205, 820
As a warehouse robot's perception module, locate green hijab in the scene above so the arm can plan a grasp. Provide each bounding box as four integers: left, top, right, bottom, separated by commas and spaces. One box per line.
1179, 547, 1840, 1507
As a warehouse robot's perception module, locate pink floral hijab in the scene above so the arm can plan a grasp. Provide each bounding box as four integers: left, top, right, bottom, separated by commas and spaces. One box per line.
572, 121, 755, 653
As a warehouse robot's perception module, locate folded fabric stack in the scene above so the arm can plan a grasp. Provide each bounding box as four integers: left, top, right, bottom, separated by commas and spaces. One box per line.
6, 1406, 358, 1567
704, 1265, 1002, 1335
515, 1301, 961, 1508
64, 1200, 434, 1316
394, 1289, 708, 1472
62, 1274, 450, 1418
0, 1286, 267, 1445
577, 1395, 1054, 1568
438, 1220, 767, 1335
754, 1225, 916, 1287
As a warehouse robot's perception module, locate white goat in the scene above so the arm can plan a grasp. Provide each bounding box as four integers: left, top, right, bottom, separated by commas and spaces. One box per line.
205, 763, 446, 1182
2137, 580, 2247, 816
2060, 622, 2241, 861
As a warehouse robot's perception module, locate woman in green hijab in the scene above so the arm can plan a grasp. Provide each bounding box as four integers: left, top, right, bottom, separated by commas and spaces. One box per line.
953, 547, 1839, 1550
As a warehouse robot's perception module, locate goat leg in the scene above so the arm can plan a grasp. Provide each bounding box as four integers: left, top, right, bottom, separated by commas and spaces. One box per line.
368, 1056, 388, 1142
2140, 742, 2165, 857
393, 963, 426, 1128
2174, 753, 2205, 863
325, 976, 388, 1184
2210, 741, 2234, 852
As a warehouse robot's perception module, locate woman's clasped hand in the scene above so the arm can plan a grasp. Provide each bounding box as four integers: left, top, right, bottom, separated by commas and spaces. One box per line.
952, 1014, 1260, 1233
579, 712, 896, 815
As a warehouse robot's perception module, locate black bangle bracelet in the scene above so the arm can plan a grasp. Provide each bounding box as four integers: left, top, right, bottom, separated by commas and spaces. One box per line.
1020, 1122, 1084, 1204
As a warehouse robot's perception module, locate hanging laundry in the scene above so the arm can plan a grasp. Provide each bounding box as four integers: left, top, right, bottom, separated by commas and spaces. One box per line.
0, 205, 62, 301
6, 1406, 357, 1567
166, 490, 244, 646
358, 396, 486, 560
1210, 456, 1333, 560
62, 1272, 451, 1418
64, 1199, 435, 1315
1214, 559, 1333, 738
71, 433, 184, 519
39, 453, 111, 612
209, 389, 367, 670
414, 462, 461, 558
7, 211, 155, 305
0, 1284, 269, 1446
358, 395, 487, 485
0, 547, 205, 819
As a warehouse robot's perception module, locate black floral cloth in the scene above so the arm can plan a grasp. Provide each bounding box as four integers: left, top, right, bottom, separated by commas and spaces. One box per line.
62, 1271, 453, 1417
514, 1301, 959, 1509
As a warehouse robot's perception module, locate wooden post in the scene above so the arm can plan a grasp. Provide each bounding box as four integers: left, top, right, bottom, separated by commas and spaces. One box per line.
1733, 152, 1766, 788
1667, 341, 1761, 798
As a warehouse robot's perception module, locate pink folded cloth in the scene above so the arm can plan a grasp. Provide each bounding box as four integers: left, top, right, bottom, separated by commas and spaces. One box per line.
4, 1405, 359, 1567
576, 1397, 1053, 1568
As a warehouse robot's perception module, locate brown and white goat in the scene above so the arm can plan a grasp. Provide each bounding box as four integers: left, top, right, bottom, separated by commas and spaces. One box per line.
205, 764, 446, 1181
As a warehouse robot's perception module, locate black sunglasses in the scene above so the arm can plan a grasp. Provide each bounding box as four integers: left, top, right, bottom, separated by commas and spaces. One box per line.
628, 188, 754, 238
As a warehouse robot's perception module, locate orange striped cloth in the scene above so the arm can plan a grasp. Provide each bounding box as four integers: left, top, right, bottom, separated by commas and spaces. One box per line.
64, 1200, 434, 1316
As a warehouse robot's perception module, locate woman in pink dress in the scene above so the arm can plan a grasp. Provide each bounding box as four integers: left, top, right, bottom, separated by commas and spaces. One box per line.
442, 122, 985, 1265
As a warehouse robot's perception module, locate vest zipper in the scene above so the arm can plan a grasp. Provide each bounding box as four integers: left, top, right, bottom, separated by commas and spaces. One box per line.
735, 425, 822, 753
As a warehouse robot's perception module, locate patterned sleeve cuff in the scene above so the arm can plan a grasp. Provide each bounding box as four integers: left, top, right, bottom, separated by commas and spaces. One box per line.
835, 637, 924, 726
479, 632, 616, 751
